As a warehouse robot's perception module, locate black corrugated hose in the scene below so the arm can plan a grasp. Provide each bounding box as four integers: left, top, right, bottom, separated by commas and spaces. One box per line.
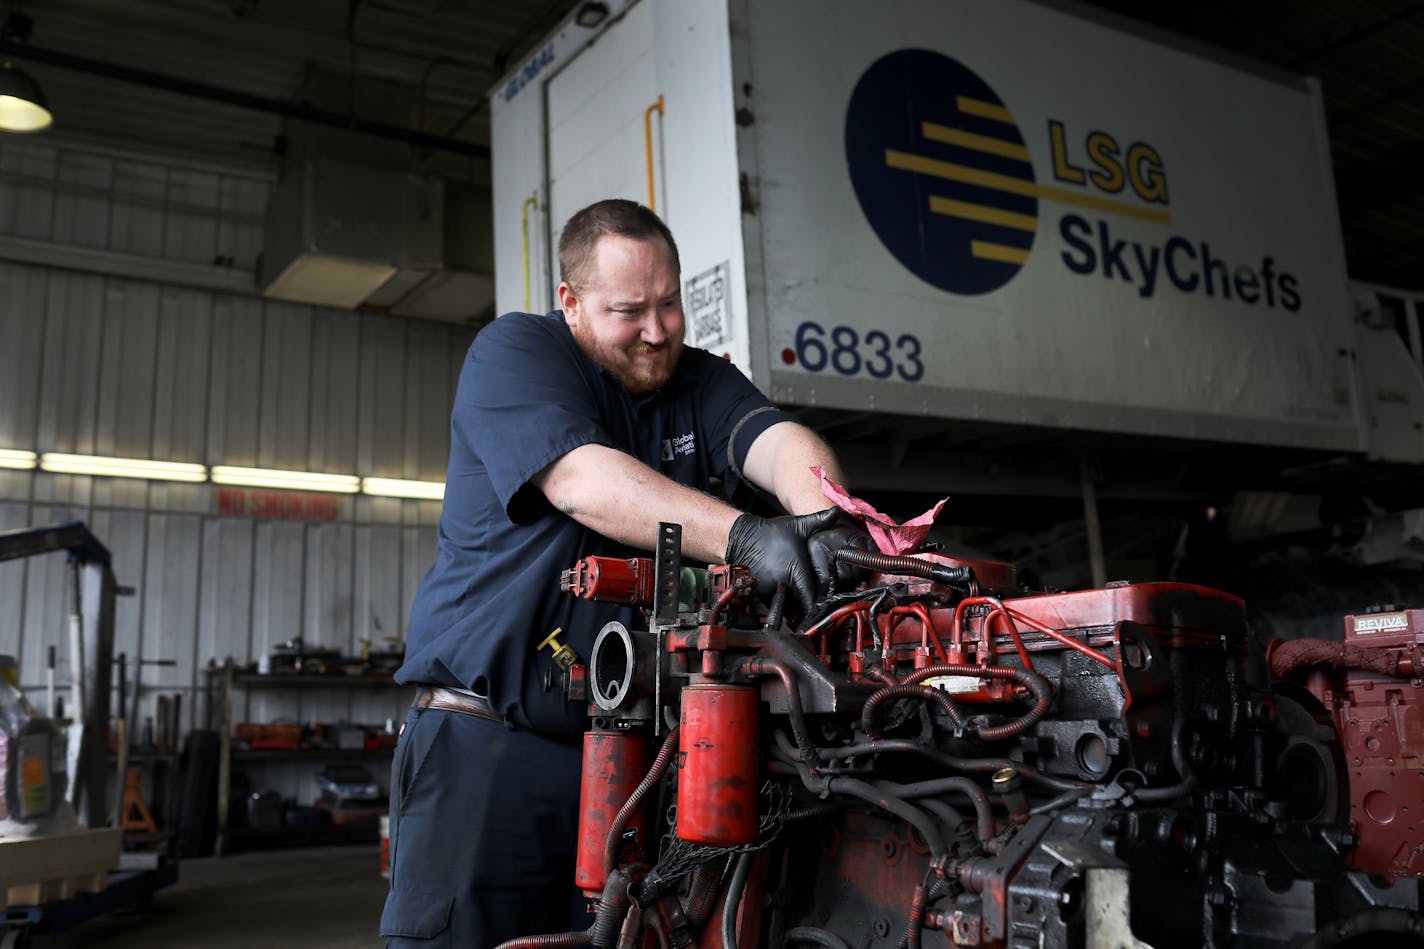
786, 925, 855, 949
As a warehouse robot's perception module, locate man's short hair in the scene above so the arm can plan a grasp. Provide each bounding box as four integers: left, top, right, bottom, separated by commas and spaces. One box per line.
558, 199, 681, 292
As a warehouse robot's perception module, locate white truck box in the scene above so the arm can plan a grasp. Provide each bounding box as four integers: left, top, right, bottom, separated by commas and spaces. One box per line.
492, 0, 1380, 456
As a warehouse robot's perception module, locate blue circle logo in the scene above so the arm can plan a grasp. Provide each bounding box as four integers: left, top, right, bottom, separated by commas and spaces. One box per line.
845, 49, 1037, 296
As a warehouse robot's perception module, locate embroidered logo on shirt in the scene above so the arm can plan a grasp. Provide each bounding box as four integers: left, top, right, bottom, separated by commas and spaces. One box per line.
662, 433, 696, 461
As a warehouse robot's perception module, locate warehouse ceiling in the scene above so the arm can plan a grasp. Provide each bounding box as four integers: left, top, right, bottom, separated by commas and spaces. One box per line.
1, 0, 1419, 289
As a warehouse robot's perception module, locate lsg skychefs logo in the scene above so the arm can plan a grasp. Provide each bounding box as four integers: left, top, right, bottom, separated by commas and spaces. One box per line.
844, 49, 1302, 310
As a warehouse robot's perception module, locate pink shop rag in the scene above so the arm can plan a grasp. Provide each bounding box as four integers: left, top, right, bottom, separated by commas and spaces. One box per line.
811, 466, 947, 555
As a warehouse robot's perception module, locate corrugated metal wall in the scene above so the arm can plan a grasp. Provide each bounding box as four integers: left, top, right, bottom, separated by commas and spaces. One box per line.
0, 139, 475, 801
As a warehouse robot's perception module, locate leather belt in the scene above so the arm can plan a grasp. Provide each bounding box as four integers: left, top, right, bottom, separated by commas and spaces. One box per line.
415, 686, 503, 725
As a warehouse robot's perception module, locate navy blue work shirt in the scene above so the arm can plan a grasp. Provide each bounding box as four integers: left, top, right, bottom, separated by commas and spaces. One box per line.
397, 311, 797, 737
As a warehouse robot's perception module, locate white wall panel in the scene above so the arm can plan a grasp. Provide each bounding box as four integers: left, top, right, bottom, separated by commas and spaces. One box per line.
109, 160, 167, 257
0, 142, 57, 239
140, 514, 203, 697
248, 520, 306, 725
111, 281, 161, 457
206, 294, 265, 467
162, 168, 220, 265
0, 263, 47, 449
216, 177, 265, 273
357, 313, 408, 480
401, 526, 433, 642
304, 522, 354, 654
307, 310, 361, 476
258, 301, 314, 471
0, 147, 466, 803
88, 508, 147, 691
35, 272, 105, 457
197, 517, 255, 717
17, 504, 82, 688
405, 321, 458, 481
154, 286, 214, 462
0, 503, 33, 674
0, 140, 269, 275
354, 524, 403, 650
52, 151, 112, 250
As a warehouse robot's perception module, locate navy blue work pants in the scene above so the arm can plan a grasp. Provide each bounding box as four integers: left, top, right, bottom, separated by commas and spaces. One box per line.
380, 703, 588, 947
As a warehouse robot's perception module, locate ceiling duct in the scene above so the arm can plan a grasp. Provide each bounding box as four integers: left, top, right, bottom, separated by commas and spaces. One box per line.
259, 68, 494, 324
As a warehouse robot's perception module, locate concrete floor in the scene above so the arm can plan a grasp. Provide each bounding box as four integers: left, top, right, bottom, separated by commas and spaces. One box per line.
30, 846, 388, 948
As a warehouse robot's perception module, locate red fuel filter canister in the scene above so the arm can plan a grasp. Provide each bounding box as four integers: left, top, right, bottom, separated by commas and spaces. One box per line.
676, 682, 760, 847
576, 729, 650, 895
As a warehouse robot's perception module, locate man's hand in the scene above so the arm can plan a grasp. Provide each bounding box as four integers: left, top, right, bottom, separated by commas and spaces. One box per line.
725, 508, 840, 613
807, 517, 876, 596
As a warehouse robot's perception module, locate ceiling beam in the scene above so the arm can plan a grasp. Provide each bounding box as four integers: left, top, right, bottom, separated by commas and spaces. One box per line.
0, 38, 491, 160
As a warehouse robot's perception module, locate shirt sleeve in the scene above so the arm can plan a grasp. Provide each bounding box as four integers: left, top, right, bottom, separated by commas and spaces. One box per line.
688, 350, 798, 492
451, 314, 612, 522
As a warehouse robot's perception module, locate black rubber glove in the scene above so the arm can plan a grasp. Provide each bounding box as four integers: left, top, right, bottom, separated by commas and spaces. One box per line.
807, 516, 876, 597
725, 508, 840, 614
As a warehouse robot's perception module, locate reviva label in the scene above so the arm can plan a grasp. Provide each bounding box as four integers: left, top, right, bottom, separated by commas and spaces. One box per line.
1353, 613, 1408, 634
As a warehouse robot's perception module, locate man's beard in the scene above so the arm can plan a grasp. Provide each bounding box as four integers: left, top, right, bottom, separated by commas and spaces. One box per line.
572, 321, 681, 395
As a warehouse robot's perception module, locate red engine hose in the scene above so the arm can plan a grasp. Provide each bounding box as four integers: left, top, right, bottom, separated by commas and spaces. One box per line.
706, 583, 741, 626
861, 683, 967, 735
506, 867, 628, 949
905, 882, 928, 949
990, 607, 1036, 672
889, 603, 951, 663
684, 858, 727, 924
643, 907, 671, 949
721, 851, 755, 949
802, 601, 870, 639
1268, 637, 1417, 680
603, 726, 681, 876
492, 866, 637, 946
493, 931, 593, 949
832, 548, 971, 586
743, 657, 817, 761
818, 737, 1086, 793
954, 596, 1115, 670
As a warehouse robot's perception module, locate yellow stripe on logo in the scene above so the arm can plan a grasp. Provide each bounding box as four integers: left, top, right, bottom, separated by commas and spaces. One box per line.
922, 122, 1030, 162
885, 149, 1172, 225
971, 241, 1030, 265
929, 195, 1037, 232
956, 96, 1016, 125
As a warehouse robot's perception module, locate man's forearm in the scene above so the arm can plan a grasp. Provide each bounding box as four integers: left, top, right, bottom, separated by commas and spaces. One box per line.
533, 443, 740, 563
742, 422, 843, 516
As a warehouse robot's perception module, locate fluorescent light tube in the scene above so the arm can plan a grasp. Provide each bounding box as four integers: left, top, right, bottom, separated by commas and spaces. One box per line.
361, 477, 446, 500
0, 449, 37, 470
211, 466, 360, 494
39, 452, 207, 482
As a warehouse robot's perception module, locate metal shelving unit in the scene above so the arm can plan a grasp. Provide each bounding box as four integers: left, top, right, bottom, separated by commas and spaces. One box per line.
203, 661, 402, 856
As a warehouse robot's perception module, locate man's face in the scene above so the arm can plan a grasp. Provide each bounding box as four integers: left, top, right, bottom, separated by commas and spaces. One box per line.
559, 234, 684, 395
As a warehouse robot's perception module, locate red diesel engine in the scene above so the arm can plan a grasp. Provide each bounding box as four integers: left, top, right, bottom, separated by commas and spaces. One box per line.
1269, 607, 1424, 881
499, 528, 1424, 949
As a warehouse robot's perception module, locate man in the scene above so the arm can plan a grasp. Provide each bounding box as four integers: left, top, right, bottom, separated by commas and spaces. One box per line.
380, 199, 862, 946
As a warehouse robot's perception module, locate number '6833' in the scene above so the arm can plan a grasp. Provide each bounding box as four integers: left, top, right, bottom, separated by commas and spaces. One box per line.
782, 321, 924, 382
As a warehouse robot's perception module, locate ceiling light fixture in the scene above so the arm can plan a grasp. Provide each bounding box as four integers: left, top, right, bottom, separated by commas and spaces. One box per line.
361, 477, 446, 501
210, 465, 360, 494
0, 61, 51, 133
0, 448, 37, 470
20, 449, 447, 499
39, 452, 206, 482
